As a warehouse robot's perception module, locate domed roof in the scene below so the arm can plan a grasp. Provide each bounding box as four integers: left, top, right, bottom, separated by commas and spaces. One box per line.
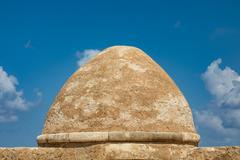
38, 46, 199, 146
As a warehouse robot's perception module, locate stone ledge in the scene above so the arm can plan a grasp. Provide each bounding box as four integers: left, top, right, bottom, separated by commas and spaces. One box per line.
37, 131, 200, 146
1, 145, 240, 160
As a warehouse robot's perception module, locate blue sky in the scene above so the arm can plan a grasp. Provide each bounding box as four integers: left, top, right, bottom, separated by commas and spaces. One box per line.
0, 0, 240, 147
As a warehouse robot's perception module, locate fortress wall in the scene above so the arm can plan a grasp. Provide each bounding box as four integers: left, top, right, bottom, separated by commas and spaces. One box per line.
0, 145, 240, 160
186, 146, 240, 160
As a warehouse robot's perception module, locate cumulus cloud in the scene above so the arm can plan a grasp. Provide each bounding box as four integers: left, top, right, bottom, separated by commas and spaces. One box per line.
224, 109, 240, 128
194, 110, 240, 146
194, 110, 240, 136
76, 49, 100, 67
202, 58, 240, 106
0, 67, 40, 122
194, 58, 240, 145
195, 111, 224, 132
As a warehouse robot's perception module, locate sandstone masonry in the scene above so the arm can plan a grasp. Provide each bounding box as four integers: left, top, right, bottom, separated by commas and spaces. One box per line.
0, 46, 239, 159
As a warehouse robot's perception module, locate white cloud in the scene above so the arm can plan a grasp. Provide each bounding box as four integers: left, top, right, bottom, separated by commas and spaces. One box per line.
194, 110, 240, 137
35, 88, 43, 98
194, 59, 240, 145
0, 67, 39, 122
76, 49, 100, 67
24, 40, 32, 49
224, 109, 240, 128
0, 115, 18, 122
34, 88, 43, 105
174, 20, 181, 29
210, 28, 240, 40
195, 111, 224, 132
194, 110, 240, 146
202, 58, 240, 106
194, 109, 240, 140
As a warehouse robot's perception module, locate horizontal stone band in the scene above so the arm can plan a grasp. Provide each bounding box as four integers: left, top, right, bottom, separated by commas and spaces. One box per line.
37, 131, 200, 146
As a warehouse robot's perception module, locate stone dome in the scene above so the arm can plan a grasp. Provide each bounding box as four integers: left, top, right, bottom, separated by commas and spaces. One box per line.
37, 46, 200, 146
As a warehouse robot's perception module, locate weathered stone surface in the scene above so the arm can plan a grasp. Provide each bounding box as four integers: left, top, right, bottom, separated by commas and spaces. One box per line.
0, 146, 240, 160
37, 131, 200, 146
43, 46, 197, 135
185, 146, 240, 160
1, 46, 239, 159
69, 132, 109, 143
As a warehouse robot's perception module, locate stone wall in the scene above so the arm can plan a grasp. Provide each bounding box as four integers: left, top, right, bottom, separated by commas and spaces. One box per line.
187, 146, 240, 160
0, 144, 239, 160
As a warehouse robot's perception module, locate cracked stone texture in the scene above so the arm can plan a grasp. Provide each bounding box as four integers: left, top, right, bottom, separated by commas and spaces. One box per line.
186, 146, 240, 160
0, 145, 240, 160
43, 46, 197, 134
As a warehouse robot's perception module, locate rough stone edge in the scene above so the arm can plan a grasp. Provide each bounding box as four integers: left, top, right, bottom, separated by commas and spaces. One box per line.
37, 131, 200, 146
1, 146, 240, 160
